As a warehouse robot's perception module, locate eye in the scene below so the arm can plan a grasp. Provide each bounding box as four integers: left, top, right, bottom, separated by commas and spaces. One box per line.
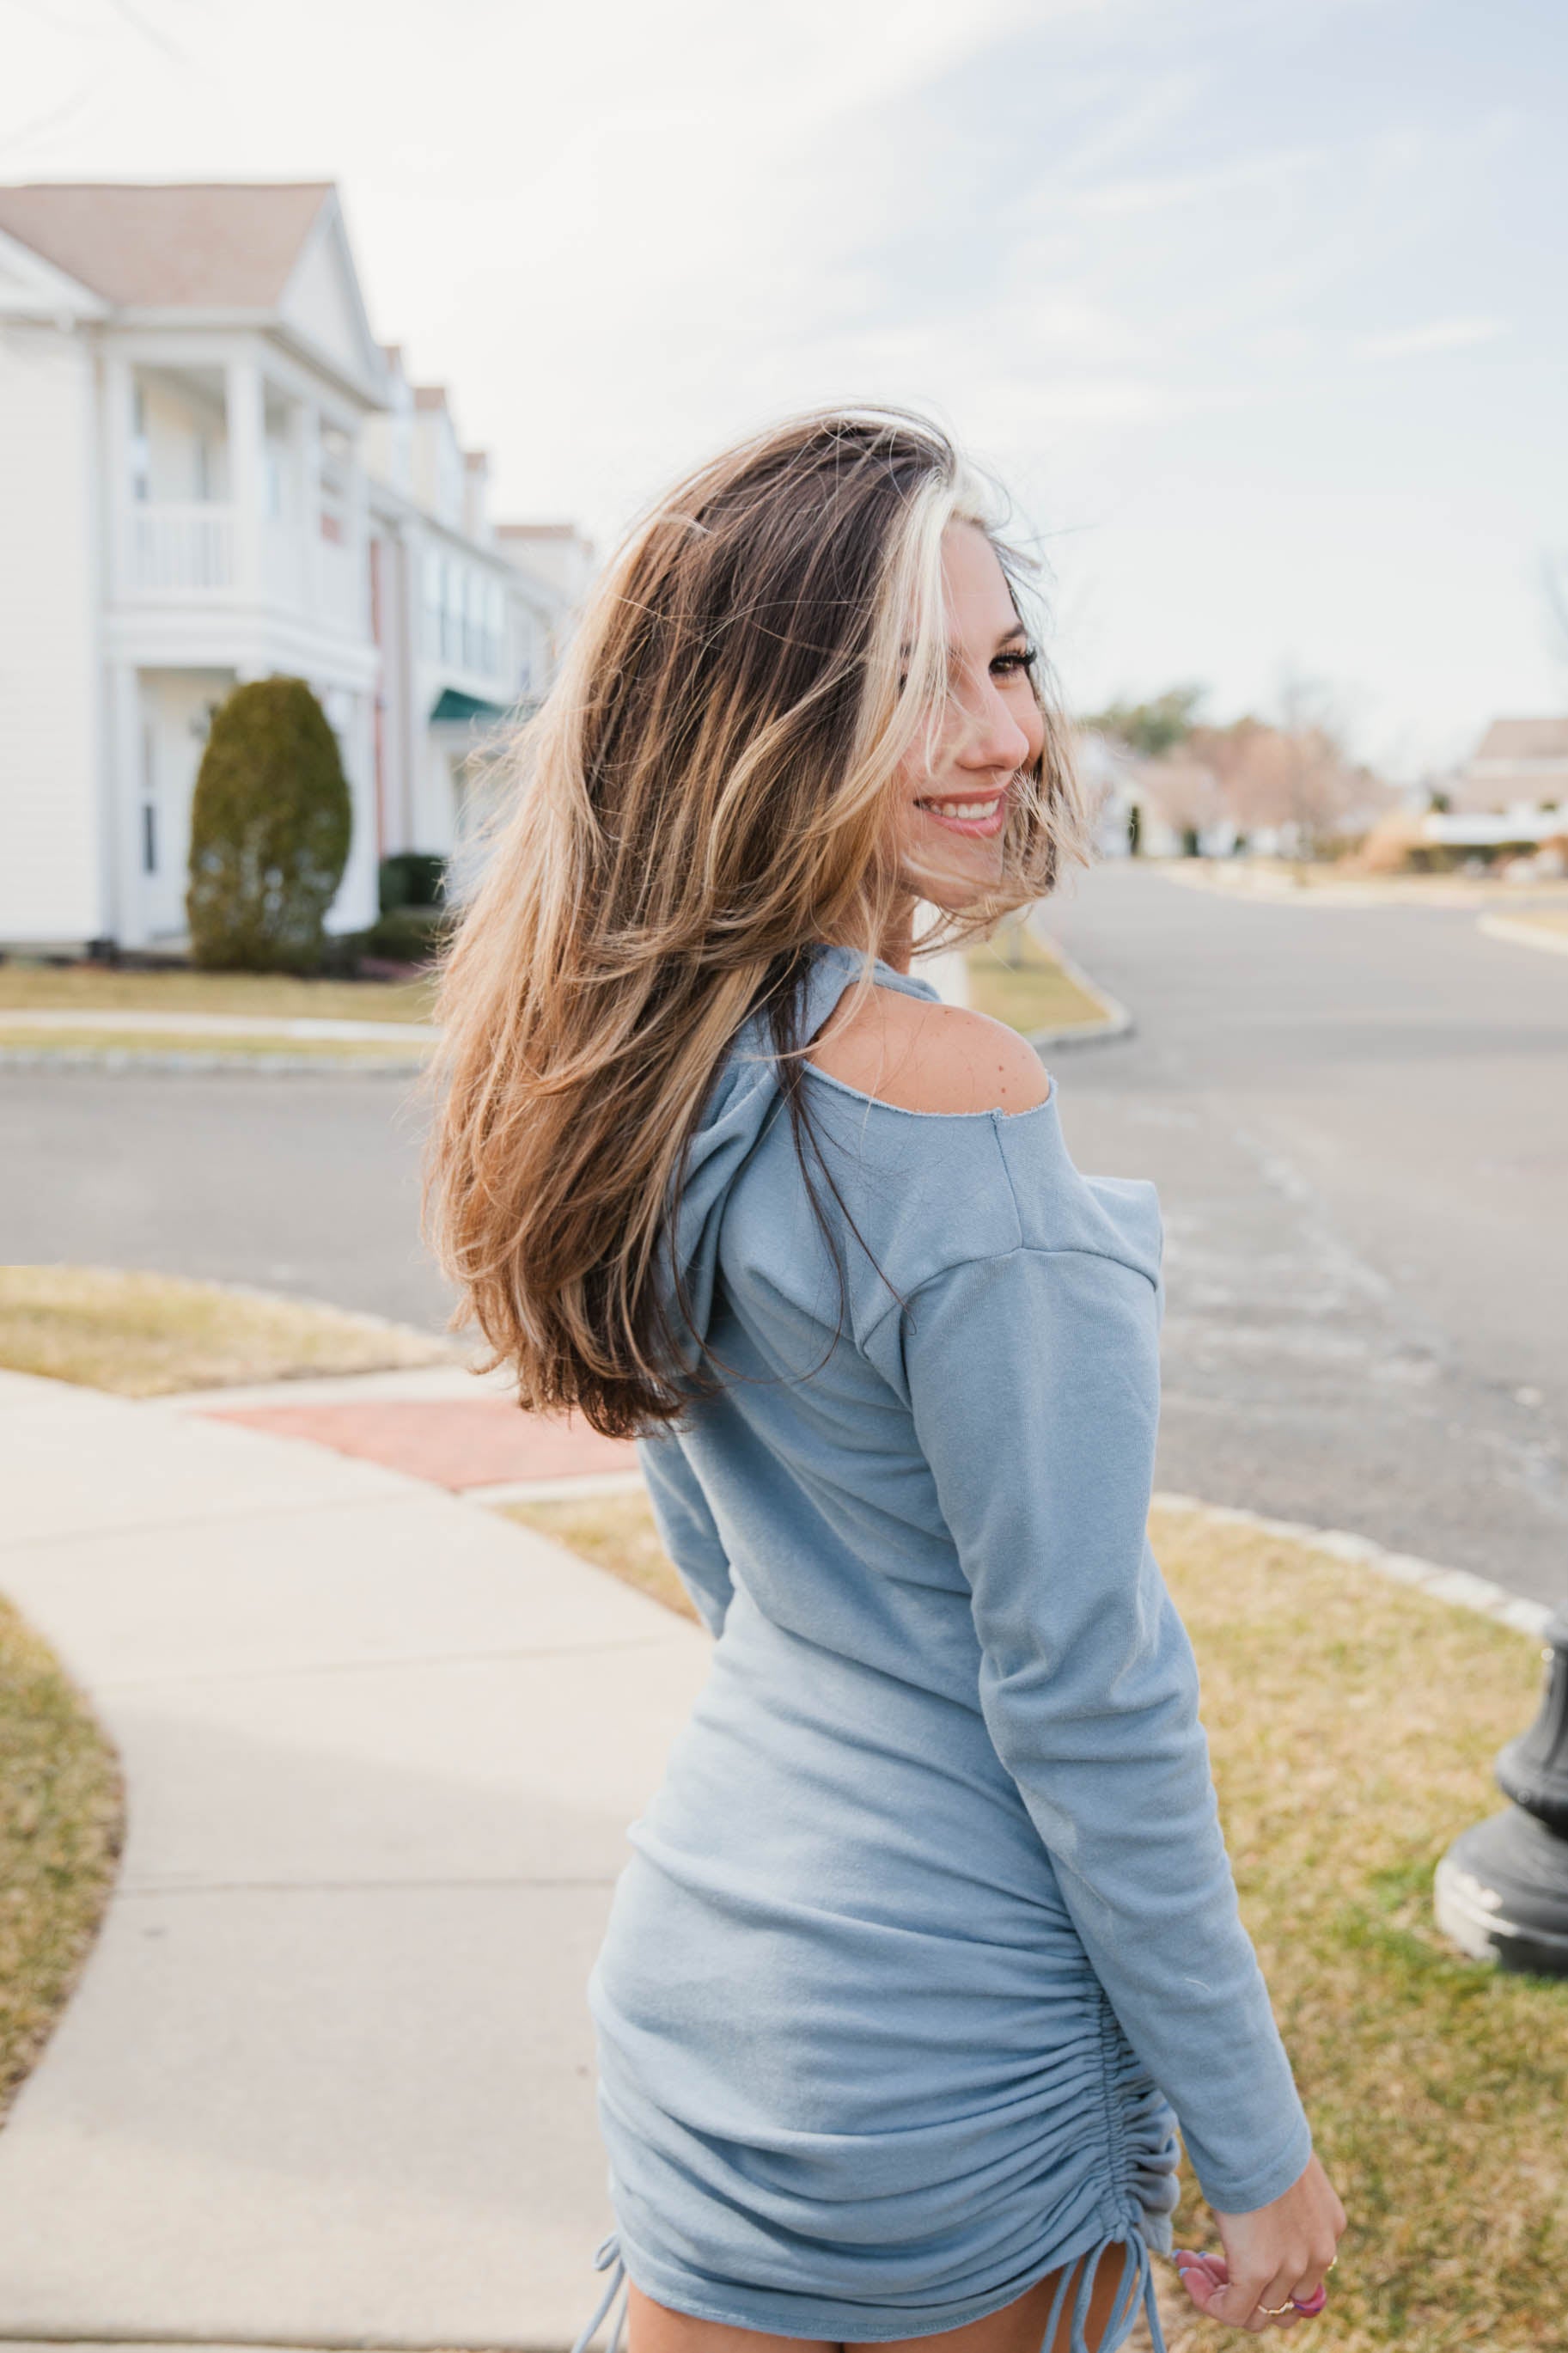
991, 646, 1038, 678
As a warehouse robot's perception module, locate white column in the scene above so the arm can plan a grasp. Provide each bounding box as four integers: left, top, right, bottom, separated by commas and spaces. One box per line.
103, 353, 137, 597
106, 663, 146, 950
297, 402, 323, 616
224, 357, 265, 596
913, 909, 972, 1007
345, 447, 369, 641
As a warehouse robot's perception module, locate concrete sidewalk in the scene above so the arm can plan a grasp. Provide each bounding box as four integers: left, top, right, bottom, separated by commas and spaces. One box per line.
0, 1368, 707, 2348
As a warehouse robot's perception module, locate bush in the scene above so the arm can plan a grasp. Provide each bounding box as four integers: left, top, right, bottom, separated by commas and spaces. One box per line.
377, 852, 447, 915
358, 904, 450, 965
186, 678, 352, 972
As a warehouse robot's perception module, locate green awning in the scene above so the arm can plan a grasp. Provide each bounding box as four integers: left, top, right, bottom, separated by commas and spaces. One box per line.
429, 688, 509, 726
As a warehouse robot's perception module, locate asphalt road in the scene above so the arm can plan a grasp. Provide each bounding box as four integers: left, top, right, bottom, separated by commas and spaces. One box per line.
1042, 865, 1567, 1613
3, 1064, 451, 1332
4, 868, 1565, 1606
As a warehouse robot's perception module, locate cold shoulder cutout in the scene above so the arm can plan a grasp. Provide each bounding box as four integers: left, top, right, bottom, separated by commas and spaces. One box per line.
808, 977, 1052, 1119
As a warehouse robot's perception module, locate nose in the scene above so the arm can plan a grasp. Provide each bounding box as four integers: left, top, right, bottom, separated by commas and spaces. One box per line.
954, 675, 1034, 776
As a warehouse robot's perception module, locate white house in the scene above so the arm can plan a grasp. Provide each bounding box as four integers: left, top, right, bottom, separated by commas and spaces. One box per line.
1457, 718, 1568, 815
0, 180, 593, 952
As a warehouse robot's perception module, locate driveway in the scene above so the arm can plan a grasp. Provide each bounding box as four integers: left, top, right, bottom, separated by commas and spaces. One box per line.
5, 870, 1565, 1607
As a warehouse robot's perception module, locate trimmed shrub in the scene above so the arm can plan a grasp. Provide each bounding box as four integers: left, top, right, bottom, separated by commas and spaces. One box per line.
377, 852, 448, 915
360, 904, 450, 964
186, 677, 352, 972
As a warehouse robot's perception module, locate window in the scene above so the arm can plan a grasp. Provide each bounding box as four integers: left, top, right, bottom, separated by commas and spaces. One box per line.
443, 560, 463, 665
464, 568, 485, 670
485, 578, 504, 677
423, 551, 443, 659
320, 423, 351, 545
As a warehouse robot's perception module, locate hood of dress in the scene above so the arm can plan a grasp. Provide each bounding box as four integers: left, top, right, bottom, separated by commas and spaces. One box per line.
658, 943, 937, 1368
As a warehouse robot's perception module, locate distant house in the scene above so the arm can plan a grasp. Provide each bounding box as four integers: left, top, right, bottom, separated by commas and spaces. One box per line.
1079, 733, 1236, 859
0, 180, 594, 951
1457, 718, 1568, 816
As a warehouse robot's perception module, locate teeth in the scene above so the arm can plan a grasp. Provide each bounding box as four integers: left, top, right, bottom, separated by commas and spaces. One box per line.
924, 799, 1001, 820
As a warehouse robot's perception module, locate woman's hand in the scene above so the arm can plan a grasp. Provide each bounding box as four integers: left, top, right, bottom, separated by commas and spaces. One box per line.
1174, 2154, 1345, 2331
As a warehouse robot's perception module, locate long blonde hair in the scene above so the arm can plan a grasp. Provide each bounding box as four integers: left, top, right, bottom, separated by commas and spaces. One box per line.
426, 407, 1090, 1435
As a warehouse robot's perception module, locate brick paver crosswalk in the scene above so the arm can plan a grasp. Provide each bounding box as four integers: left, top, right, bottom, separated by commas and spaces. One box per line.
201, 1396, 636, 1489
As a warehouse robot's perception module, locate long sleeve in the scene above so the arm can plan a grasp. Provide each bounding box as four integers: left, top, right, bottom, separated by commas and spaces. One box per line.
895, 1243, 1312, 2215
637, 1425, 735, 1638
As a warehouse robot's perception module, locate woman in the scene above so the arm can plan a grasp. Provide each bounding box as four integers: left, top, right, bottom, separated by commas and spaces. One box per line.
428, 410, 1346, 2353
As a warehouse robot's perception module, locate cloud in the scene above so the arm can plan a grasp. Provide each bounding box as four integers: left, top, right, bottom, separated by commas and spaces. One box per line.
1359, 316, 1510, 359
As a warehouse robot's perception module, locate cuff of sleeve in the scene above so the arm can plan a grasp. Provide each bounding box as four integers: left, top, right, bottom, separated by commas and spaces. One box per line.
1187, 2113, 1315, 2215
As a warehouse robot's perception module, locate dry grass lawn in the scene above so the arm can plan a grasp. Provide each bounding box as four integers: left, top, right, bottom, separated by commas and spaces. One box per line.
500, 1492, 699, 1620
503, 1487, 1566, 2351
966, 927, 1108, 1034
0, 1591, 123, 2122
0, 1266, 454, 1397
0, 963, 436, 1024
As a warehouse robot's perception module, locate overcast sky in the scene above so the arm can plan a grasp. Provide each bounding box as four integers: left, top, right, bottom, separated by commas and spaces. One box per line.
6, 0, 1566, 773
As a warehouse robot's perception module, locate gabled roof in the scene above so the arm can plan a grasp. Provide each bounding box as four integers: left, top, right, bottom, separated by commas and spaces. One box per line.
0, 181, 333, 308
1470, 718, 1568, 766
0, 180, 387, 407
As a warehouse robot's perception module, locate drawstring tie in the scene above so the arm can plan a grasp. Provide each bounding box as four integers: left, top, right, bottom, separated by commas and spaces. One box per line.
569, 2231, 628, 2353
565, 2225, 1164, 2353
1037, 2226, 1168, 2353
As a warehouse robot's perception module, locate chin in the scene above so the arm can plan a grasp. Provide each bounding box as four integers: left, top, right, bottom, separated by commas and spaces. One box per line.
922, 855, 1005, 914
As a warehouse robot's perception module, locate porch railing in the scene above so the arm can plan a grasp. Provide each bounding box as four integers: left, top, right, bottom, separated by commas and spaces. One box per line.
125, 503, 237, 594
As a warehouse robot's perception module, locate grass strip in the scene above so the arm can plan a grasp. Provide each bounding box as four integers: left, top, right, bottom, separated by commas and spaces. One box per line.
966, 927, 1108, 1033
0, 1266, 454, 1397
0, 1026, 430, 1062
501, 1488, 1566, 2351
0, 964, 436, 1023
0, 1592, 123, 2123
498, 1494, 699, 1621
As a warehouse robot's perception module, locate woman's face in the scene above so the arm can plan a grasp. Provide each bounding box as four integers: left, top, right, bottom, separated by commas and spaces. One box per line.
888, 520, 1045, 911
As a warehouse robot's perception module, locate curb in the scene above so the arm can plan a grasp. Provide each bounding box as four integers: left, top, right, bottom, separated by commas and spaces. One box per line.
1025, 929, 1135, 1052
1477, 913, 1568, 959
1152, 1490, 1553, 1638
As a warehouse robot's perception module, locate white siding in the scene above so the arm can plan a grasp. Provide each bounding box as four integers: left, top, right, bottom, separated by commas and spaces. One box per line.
281, 221, 371, 388
0, 325, 102, 944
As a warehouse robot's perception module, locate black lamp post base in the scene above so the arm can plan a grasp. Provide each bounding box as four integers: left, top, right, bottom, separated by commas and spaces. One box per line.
1435, 1806, 1568, 1977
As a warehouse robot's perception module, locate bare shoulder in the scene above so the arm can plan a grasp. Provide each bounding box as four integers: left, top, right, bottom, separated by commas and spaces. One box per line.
808, 987, 1051, 1116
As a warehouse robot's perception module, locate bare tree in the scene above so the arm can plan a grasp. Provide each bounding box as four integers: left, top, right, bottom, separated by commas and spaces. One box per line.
1190, 675, 1381, 863
1136, 755, 1225, 851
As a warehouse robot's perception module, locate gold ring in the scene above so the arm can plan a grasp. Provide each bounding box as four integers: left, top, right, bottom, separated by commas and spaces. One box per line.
1259, 2302, 1293, 2316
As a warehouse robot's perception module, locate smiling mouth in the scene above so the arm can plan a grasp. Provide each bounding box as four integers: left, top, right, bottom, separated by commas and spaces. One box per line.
915, 792, 1008, 840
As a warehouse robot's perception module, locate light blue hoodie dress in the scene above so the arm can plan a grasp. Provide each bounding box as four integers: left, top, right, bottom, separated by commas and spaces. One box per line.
570, 943, 1312, 2353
